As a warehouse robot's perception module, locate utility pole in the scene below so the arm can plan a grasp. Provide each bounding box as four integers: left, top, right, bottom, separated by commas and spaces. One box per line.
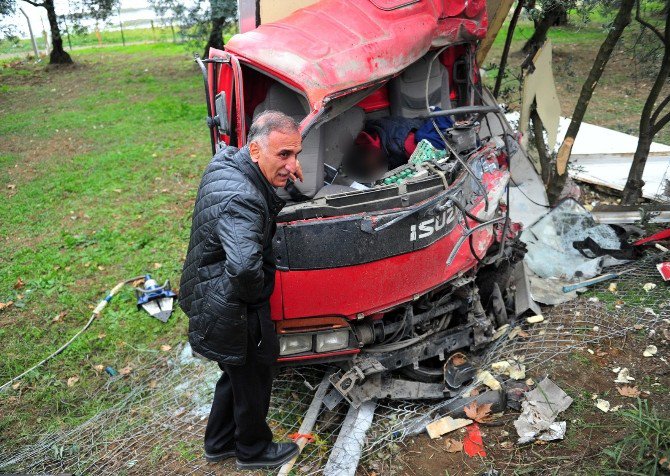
19, 8, 40, 59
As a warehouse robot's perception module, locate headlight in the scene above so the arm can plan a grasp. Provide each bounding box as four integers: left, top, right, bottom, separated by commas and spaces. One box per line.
315, 330, 349, 353
279, 334, 312, 356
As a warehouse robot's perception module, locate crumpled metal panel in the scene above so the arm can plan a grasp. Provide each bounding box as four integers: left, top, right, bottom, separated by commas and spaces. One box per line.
224, 0, 488, 110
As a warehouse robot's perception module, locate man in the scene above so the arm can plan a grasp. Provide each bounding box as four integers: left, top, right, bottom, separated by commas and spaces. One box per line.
179, 110, 303, 470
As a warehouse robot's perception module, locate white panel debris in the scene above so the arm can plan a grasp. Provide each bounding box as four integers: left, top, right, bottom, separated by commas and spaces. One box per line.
514, 377, 573, 444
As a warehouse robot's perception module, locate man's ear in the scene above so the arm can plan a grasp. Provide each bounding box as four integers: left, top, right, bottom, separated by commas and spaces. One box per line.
249, 141, 260, 163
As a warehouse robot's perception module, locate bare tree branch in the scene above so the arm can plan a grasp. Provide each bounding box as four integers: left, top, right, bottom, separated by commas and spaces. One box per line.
652, 110, 670, 135
635, 0, 666, 44
651, 94, 670, 124
20, 0, 45, 7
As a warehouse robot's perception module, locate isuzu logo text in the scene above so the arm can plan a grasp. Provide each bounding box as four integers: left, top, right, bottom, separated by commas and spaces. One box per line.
410, 207, 456, 241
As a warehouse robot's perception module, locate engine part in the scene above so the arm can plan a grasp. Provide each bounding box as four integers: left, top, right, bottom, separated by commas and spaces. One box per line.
444, 352, 476, 390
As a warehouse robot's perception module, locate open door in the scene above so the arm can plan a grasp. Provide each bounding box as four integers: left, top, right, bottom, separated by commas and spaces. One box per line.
196, 48, 246, 154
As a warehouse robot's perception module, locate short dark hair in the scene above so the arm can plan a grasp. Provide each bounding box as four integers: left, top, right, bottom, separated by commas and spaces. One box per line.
247, 110, 300, 144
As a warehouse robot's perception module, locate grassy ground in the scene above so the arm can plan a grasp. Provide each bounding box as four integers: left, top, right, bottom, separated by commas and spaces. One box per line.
0, 26, 183, 56
0, 12, 668, 472
484, 16, 670, 145
0, 42, 206, 445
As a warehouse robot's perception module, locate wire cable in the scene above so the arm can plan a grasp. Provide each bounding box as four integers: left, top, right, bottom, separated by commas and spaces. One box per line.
0, 275, 145, 392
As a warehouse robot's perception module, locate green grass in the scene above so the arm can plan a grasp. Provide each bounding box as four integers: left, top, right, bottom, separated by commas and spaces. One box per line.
0, 42, 208, 447
602, 399, 670, 475
0, 26, 183, 56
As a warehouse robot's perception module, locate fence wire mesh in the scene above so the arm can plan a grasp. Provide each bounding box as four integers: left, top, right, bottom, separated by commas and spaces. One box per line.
1, 252, 667, 475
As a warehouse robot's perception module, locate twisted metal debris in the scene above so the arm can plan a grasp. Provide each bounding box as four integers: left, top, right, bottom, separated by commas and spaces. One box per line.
1, 252, 667, 475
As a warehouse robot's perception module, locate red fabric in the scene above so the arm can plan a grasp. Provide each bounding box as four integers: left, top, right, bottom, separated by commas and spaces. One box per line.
355, 130, 382, 151
356, 87, 390, 112
657, 262, 670, 281
405, 131, 417, 156
288, 432, 315, 443
463, 423, 486, 457
634, 228, 670, 246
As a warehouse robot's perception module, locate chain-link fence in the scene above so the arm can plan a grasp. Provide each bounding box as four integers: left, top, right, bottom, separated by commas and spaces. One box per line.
1, 252, 667, 475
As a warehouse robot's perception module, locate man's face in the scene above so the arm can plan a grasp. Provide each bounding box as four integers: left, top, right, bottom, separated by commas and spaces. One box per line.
249, 129, 302, 188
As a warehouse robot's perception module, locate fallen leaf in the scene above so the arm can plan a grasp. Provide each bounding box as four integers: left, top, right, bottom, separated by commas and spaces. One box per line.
120, 366, 133, 375
499, 440, 514, 449
659, 456, 669, 470
617, 386, 641, 398
160, 344, 172, 352
464, 401, 493, 423
643, 283, 656, 292
614, 367, 635, 384
643, 345, 658, 357
663, 328, 670, 341
526, 314, 544, 324
0, 301, 14, 311
596, 399, 610, 412
149, 380, 158, 389
14, 277, 25, 289
608, 282, 617, 293
509, 327, 530, 339
67, 376, 79, 387
153, 262, 162, 269
7, 183, 16, 190
444, 438, 463, 453
11, 382, 20, 390
97, 333, 106, 339
449, 352, 468, 367
93, 364, 104, 372
52, 311, 67, 323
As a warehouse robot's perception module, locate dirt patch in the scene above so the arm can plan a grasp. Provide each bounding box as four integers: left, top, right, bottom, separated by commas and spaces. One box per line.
394, 332, 670, 475
1, 134, 90, 187
489, 34, 670, 145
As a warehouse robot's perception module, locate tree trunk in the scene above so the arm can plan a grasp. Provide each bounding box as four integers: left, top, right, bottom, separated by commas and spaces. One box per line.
554, 0, 635, 179
44, 0, 72, 64
622, 6, 670, 204
523, 4, 567, 53
494, 0, 524, 98
203, 5, 226, 58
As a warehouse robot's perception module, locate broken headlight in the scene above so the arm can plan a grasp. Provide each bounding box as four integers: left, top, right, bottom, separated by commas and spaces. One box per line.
279, 334, 312, 356
315, 330, 349, 353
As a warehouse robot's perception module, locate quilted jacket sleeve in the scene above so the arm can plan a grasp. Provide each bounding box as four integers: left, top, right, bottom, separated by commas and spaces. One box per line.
215, 192, 266, 303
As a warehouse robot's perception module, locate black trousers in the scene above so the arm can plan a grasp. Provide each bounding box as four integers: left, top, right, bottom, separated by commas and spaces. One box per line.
204, 304, 279, 460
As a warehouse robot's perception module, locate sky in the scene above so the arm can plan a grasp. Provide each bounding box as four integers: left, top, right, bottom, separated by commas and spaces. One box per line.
2, 0, 156, 39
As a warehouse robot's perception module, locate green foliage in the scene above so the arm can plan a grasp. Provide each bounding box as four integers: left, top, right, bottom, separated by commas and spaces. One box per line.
602, 399, 670, 475
148, 0, 237, 50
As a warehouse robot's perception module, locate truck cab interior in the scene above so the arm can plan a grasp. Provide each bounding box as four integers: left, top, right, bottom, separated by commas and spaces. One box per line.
240, 44, 482, 215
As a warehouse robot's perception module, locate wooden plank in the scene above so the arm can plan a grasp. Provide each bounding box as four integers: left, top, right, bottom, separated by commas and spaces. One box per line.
477, 0, 516, 65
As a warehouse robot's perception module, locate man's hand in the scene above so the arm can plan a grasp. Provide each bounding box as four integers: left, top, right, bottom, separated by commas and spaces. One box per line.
290, 159, 304, 183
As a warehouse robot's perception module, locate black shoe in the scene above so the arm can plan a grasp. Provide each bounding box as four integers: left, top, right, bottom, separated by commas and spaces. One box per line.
204, 447, 236, 463
236, 442, 299, 470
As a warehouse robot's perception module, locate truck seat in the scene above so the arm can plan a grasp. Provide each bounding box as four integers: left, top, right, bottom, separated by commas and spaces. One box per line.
389, 55, 451, 118
253, 83, 324, 199
322, 106, 366, 171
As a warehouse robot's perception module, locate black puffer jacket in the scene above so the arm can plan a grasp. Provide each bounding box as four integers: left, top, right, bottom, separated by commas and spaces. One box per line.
179, 146, 285, 365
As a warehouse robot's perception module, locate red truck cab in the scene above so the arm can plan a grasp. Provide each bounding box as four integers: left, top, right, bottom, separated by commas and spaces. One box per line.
196, 0, 523, 381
